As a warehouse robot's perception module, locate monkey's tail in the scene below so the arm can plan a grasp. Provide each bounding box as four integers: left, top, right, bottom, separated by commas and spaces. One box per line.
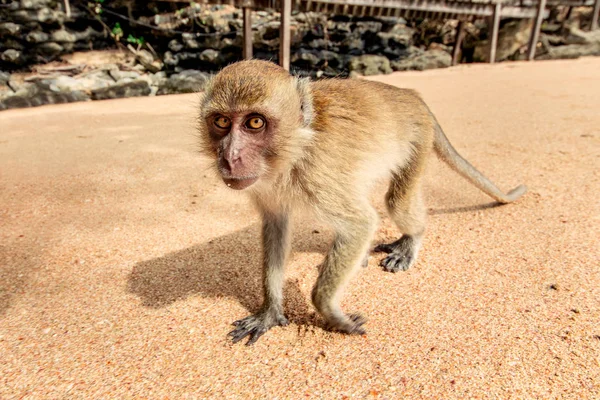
432, 122, 527, 204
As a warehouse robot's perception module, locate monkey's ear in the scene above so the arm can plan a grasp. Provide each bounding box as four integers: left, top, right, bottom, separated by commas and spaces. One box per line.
295, 77, 314, 127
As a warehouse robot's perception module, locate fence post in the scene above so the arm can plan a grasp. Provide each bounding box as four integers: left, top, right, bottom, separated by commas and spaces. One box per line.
527, 0, 547, 60
452, 20, 466, 66
592, 0, 600, 30
279, 0, 292, 70
489, 3, 502, 63
243, 7, 253, 59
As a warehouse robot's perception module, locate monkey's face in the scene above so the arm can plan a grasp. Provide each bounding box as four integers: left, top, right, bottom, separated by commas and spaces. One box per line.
198, 60, 311, 191
206, 111, 275, 190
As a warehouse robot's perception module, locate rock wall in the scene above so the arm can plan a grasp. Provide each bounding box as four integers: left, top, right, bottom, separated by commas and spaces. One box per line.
1, 1, 454, 75
0, 0, 110, 68
1, 0, 598, 110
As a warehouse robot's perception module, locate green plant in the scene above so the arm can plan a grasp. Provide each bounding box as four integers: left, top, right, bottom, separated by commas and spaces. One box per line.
111, 22, 123, 40
127, 34, 145, 46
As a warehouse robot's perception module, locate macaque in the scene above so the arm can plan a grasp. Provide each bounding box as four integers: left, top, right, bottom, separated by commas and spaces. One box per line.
197, 60, 526, 345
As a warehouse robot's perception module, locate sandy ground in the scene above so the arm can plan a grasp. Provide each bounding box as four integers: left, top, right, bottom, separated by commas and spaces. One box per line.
1, 57, 599, 399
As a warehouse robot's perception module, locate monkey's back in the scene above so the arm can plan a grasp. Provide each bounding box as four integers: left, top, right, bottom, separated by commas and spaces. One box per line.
299, 79, 435, 197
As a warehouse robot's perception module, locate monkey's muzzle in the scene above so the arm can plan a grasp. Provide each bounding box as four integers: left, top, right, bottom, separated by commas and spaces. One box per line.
223, 176, 259, 190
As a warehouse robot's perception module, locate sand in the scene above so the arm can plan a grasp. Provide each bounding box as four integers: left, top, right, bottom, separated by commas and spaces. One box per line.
1, 57, 599, 399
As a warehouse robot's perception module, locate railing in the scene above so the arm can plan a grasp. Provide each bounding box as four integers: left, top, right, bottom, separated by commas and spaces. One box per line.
158, 0, 600, 69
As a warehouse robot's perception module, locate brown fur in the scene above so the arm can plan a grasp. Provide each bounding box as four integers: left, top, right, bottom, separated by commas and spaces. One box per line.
197, 59, 526, 345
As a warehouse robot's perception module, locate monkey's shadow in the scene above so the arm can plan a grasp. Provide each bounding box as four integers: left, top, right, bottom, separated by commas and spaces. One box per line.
127, 224, 325, 326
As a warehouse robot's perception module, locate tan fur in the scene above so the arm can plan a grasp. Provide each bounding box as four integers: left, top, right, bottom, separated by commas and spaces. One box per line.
197, 60, 526, 345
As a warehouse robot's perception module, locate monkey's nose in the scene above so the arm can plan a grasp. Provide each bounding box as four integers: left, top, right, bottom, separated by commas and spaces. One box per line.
223, 152, 242, 173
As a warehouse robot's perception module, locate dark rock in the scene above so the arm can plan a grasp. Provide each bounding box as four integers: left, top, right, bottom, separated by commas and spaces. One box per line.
157, 70, 210, 95
0, 80, 89, 111
377, 24, 414, 49
2, 39, 26, 51
0, 22, 22, 36
292, 49, 320, 68
35, 42, 64, 57
135, 50, 163, 73
199, 49, 221, 63
168, 39, 184, 52
163, 51, 179, 67
474, 20, 533, 62
182, 33, 201, 49
11, 8, 65, 24
537, 42, 600, 60
51, 29, 77, 43
391, 49, 451, 71
565, 26, 600, 45
91, 80, 151, 100
73, 27, 103, 42
349, 54, 392, 76
26, 31, 49, 43
341, 38, 365, 54
0, 71, 10, 85
109, 70, 142, 83
20, 0, 55, 9
1, 49, 24, 65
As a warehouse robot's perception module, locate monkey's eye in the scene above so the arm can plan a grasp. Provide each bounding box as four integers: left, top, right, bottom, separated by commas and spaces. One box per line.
245, 116, 265, 130
213, 115, 231, 129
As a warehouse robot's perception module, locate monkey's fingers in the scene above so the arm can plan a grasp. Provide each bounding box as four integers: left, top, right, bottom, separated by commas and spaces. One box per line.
228, 325, 262, 345
373, 238, 403, 254
326, 313, 367, 335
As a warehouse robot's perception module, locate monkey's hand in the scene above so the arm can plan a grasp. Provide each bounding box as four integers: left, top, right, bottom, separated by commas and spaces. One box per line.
228, 309, 289, 345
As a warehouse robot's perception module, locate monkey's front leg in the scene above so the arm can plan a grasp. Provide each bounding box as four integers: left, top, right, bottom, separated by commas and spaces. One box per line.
228, 211, 290, 345
311, 211, 377, 335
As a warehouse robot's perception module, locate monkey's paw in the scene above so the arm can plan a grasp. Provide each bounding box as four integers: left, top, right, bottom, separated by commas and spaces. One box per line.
374, 237, 416, 273
326, 313, 367, 335
228, 310, 289, 345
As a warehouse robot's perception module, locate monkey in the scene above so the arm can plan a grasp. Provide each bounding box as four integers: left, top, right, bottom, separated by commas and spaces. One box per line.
196, 59, 526, 345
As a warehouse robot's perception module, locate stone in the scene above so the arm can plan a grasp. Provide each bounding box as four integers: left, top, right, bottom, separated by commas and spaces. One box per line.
182, 33, 201, 49
168, 40, 184, 52
26, 30, 49, 43
20, 0, 54, 9
199, 49, 221, 63
0, 71, 10, 85
51, 29, 77, 43
163, 51, 179, 67
377, 24, 414, 50
341, 38, 365, 54
292, 49, 320, 67
0, 22, 22, 36
157, 70, 210, 95
428, 42, 451, 53
348, 54, 392, 76
91, 80, 151, 100
1, 49, 23, 64
0, 80, 89, 111
74, 27, 102, 42
474, 20, 533, 62
35, 42, 64, 56
565, 26, 600, 45
74, 69, 116, 91
135, 50, 163, 73
391, 49, 451, 71
109, 69, 142, 83
3, 39, 25, 52
537, 42, 600, 60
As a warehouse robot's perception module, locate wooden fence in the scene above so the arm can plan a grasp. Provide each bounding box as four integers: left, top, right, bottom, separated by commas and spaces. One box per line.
158, 0, 600, 69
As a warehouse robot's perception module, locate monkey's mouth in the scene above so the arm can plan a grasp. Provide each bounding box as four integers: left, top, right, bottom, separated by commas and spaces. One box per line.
222, 175, 259, 190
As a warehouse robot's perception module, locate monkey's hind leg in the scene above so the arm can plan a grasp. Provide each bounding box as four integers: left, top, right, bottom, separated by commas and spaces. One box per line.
228, 210, 290, 345
312, 206, 377, 334
374, 166, 427, 273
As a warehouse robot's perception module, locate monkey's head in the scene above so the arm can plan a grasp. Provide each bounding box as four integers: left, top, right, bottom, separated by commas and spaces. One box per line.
198, 60, 314, 190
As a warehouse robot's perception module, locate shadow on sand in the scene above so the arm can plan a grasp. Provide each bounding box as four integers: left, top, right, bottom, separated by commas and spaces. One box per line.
127, 224, 328, 326
428, 201, 502, 216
